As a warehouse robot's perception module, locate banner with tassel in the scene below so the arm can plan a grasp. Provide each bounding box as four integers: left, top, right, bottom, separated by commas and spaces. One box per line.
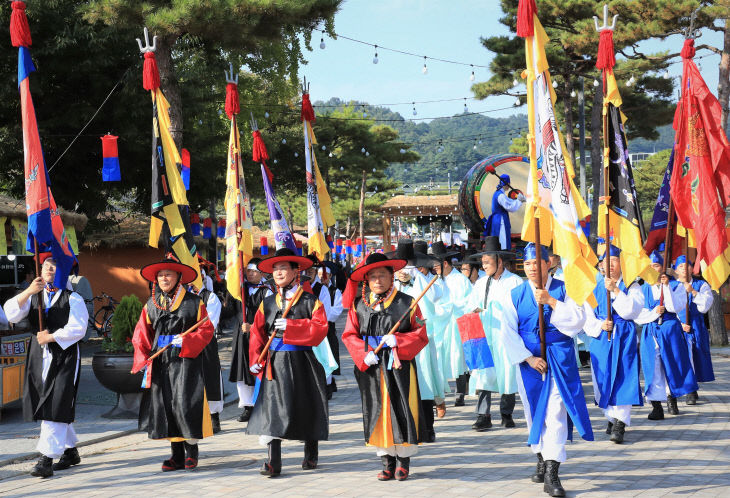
100, 134, 121, 182
190, 213, 201, 236
181, 148, 190, 190
203, 218, 212, 239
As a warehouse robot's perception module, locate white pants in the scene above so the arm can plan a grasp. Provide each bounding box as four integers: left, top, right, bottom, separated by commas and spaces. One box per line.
38, 421, 78, 459
237, 381, 255, 408
529, 377, 568, 463
375, 445, 418, 458
603, 405, 632, 426
259, 435, 280, 447
646, 344, 668, 402
208, 372, 224, 414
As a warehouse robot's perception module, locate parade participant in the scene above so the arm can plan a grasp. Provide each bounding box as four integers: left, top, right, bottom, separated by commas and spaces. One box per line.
392, 239, 445, 442
431, 241, 471, 407
342, 252, 428, 481
247, 248, 329, 477
636, 252, 697, 419
314, 260, 345, 397
484, 174, 526, 250
675, 255, 715, 404
582, 245, 644, 444
467, 236, 522, 432
3, 253, 89, 478
229, 257, 270, 422
455, 248, 481, 285
189, 278, 224, 433
132, 258, 215, 471
497, 243, 592, 497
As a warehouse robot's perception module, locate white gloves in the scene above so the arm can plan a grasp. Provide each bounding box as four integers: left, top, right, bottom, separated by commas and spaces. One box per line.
250, 363, 263, 374
382, 334, 397, 348
171, 335, 183, 347
364, 351, 379, 366
517, 193, 526, 202
274, 318, 288, 331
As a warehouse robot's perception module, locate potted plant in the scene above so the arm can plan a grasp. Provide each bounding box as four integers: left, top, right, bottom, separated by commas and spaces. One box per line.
91, 295, 144, 418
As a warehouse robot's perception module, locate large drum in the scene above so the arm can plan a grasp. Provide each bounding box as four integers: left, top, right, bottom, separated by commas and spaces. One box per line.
458, 154, 529, 235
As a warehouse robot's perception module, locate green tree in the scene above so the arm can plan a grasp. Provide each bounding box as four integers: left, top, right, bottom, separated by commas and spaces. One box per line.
632, 149, 672, 223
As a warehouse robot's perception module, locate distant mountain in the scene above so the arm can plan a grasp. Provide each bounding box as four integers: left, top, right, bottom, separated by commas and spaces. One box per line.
315, 98, 527, 184
628, 124, 675, 153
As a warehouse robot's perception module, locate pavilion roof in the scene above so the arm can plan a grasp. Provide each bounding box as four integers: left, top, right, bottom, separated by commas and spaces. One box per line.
377, 194, 459, 217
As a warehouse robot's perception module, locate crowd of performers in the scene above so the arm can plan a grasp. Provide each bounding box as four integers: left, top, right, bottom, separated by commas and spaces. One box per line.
2, 229, 716, 497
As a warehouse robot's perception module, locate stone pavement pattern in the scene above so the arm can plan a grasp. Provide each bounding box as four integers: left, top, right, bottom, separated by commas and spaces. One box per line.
1, 343, 730, 496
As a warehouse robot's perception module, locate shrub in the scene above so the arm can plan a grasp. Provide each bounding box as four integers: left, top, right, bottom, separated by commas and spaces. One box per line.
104, 295, 143, 353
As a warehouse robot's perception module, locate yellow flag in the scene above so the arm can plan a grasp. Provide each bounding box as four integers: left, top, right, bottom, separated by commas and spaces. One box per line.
304, 120, 330, 260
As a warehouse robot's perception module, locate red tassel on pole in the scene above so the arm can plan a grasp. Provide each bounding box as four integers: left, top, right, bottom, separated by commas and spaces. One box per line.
142, 52, 160, 91
252, 130, 269, 163
225, 82, 240, 119
301, 93, 316, 122
595, 29, 616, 70
10, 1, 32, 48
516, 0, 537, 38
681, 38, 696, 60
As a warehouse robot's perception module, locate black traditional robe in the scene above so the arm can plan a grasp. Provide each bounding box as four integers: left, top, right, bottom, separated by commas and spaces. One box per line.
229, 282, 268, 384
199, 288, 223, 402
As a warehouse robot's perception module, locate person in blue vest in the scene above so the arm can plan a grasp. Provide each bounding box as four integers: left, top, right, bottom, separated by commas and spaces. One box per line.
674, 255, 715, 404
635, 251, 697, 419
497, 243, 592, 497
583, 244, 644, 444
484, 174, 526, 250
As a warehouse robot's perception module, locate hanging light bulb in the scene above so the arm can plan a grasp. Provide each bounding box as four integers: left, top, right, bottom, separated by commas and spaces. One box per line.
365, 151, 370, 157
627, 75, 636, 87
552, 79, 558, 89
514, 97, 521, 106
372, 167, 376, 172
340, 166, 344, 171
294, 152, 299, 157
663, 70, 671, 79
470, 65, 475, 82
570, 90, 576, 98
412, 103, 417, 116
593, 79, 600, 87
329, 152, 334, 157
422, 56, 428, 75
321, 145, 326, 151
463, 98, 469, 113
264, 111, 270, 118
373, 45, 379, 64
400, 148, 406, 154
478, 137, 483, 144
319, 31, 326, 49
273, 159, 278, 164
513, 78, 519, 87
361, 147, 366, 154
282, 138, 287, 144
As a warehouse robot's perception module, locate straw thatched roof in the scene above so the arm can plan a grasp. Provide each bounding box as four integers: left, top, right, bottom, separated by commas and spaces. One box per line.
378, 194, 459, 217
0, 194, 88, 231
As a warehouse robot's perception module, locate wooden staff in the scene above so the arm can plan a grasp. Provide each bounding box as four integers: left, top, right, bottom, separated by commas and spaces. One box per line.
138, 315, 210, 369
601, 116, 613, 341
33, 239, 45, 332
256, 285, 304, 365
534, 219, 547, 364
232, 112, 247, 331
658, 198, 675, 326
683, 234, 691, 333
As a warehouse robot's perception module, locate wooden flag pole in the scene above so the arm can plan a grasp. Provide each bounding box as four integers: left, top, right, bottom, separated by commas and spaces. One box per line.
231, 112, 247, 329
684, 233, 691, 333
33, 239, 45, 333
658, 198, 675, 326
145, 316, 210, 364
256, 285, 304, 365
601, 86, 614, 341
534, 218, 547, 364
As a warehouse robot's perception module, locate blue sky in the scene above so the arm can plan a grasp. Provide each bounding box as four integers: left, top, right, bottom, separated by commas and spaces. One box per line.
298, 0, 725, 122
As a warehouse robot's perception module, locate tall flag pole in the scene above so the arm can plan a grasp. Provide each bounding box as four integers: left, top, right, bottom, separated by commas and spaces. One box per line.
517, 0, 598, 312
594, 4, 658, 339
137, 27, 202, 289
670, 28, 730, 291
223, 63, 253, 306
644, 146, 683, 258
11, 1, 76, 291
301, 78, 333, 260
251, 116, 297, 251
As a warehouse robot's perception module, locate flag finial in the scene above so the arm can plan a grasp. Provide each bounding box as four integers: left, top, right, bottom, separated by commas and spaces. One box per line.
10, 1, 32, 48
300, 76, 315, 122
137, 28, 160, 90
516, 0, 537, 38
594, 5, 618, 70
224, 62, 240, 118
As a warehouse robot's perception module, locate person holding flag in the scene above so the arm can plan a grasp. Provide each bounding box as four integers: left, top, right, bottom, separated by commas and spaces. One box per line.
497, 243, 592, 497
246, 248, 329, 477
342, 252, 428, 481
467, 236, 522, 432
582, 245, 644, 444
132, 258, 215, 471
3, 254, 89, 478
484, 174, 526, 250
674, 255, 714, 404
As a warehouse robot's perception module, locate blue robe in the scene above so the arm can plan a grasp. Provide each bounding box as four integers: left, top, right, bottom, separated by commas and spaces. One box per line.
677, 279, 715, 383
511, 279, 593, 445
640, 281, 698, 397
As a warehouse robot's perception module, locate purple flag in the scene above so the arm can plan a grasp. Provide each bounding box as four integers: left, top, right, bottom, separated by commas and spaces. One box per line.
644, 146, 680, 255
261, 164, 296, 251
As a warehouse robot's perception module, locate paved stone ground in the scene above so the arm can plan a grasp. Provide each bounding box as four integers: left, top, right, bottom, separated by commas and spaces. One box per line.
1, 334, 730, 496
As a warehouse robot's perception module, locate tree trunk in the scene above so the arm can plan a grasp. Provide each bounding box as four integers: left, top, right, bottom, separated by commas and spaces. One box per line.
359, 170, 367, 255
709, 287, 729, 346
589, 85, 603, 250
155, 36, 184, 152
719, 19, 730, 132
562, 77, 575, 169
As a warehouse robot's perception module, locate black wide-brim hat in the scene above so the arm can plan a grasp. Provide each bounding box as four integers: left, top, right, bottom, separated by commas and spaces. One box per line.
318, 260, 340, 274
468, 235, 515, 262
350, 252, 407, 282
430, 240, 460, 261
141, 258, 198, 285
385, 238, 435, 268
257, 247, 314, 274
454, 248, 480, 268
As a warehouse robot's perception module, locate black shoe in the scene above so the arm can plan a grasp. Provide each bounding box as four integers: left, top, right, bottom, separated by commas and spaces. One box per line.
543, 460, 565, 497
52, 448, 80, 471
260, 439, 281, 477
610, 420, 626, 444
211, 413, 221, 434
501, 414, 516, 428
472, 414, 492, 432
326, 383, 333, 400
606, 419, 614, 435
30, 456, 53, 478
162, 442, 185, 472
395, 457, 410, 481
377, 455, 396, 481
454, 394, 465, 407
530, 453, 545, 483
302, 440, 318, 470
424, 429, 436, 443
330, 378, 338, 393
184, 442, 199, 470
667, 396, 679, 415
648, 401, 665, 420
238, 406, 253, 422
686, 391, 698, 405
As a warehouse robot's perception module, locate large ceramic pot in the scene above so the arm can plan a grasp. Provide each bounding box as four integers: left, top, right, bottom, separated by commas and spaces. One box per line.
92, 352, 143, 394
